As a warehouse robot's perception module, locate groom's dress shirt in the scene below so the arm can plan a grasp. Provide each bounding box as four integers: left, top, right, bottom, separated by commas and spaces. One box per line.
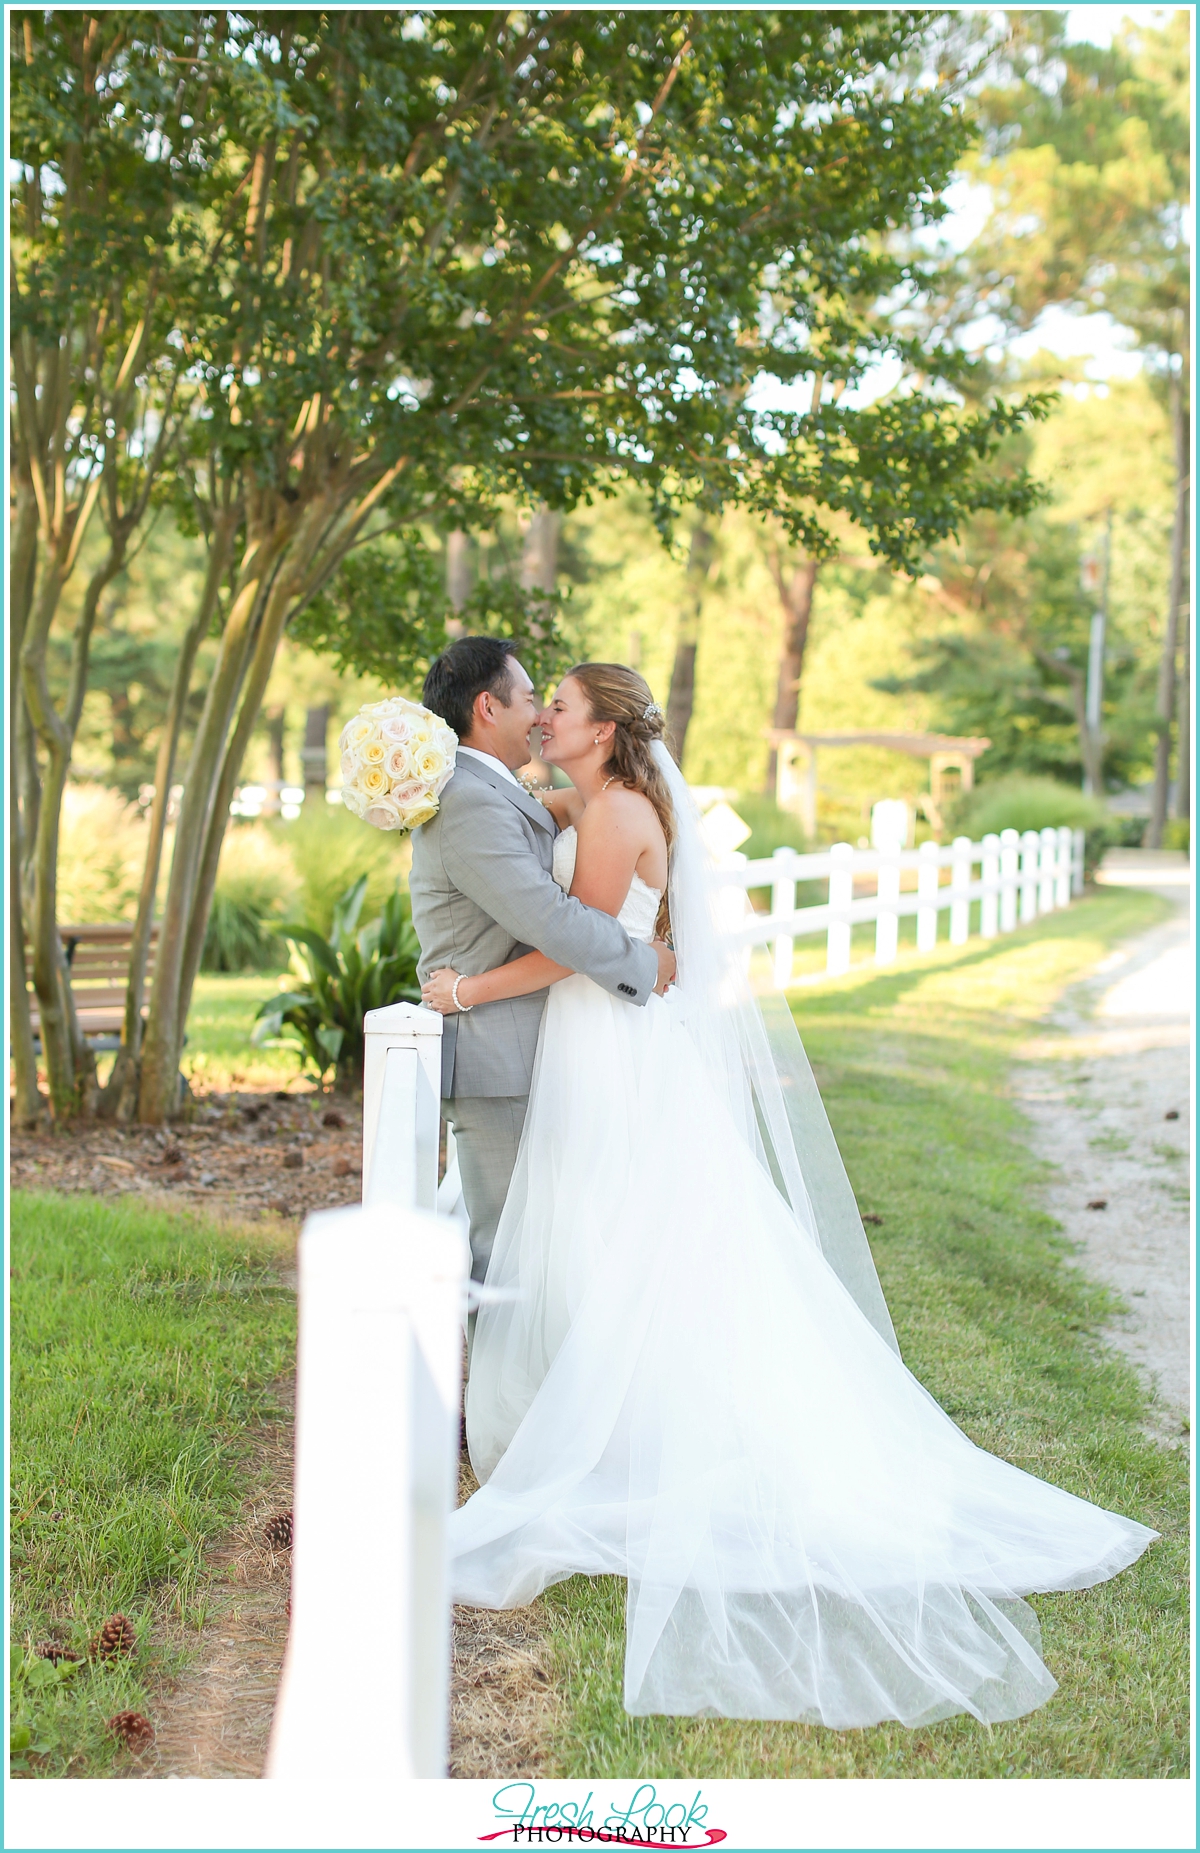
409, 750, 658, 1097
455, 745, 522, 788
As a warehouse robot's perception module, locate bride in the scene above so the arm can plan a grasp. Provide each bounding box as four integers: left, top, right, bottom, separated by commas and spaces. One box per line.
420, 661, 1156, 1728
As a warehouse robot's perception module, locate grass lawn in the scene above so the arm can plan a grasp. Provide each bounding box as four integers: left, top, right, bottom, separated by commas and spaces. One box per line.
9, 1193, 296, 1777
181, 973, 304, 1094
539, 885, 1190, 1778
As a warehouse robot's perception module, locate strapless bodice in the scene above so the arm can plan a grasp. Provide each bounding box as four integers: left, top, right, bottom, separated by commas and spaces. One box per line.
552, 825, 660, 941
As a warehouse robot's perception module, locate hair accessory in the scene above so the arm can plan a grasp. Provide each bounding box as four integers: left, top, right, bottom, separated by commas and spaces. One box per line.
643, 702, 663, 720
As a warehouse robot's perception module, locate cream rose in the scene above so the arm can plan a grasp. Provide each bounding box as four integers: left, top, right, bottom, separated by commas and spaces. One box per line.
400, 799, 439, 831
385, 743, 416, 781
339, 783, 370, 819
363, 795, 404, 830
358, 764, 390, 799
341, 716, 375, 752
412, 741, 449, 783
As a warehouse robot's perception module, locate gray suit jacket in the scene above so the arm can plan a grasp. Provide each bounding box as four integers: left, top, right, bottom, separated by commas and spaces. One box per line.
409, 754, 658, 1097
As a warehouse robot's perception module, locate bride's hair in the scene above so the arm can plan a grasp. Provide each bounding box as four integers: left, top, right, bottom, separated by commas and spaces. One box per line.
566, 662, 675, 939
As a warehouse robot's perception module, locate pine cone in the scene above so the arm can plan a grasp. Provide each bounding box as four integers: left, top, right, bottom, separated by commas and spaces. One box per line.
91, 1613, 136, 1661
35, 1640, 81, 1665
108, 1711, 155, 1752
321, 1109, 346, 1129
159, 1141, 183, 1166
264, 1510, 293, 1550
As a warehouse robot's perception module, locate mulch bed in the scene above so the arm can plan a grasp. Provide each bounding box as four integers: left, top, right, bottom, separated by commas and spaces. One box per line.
10, 1086, 365, 1231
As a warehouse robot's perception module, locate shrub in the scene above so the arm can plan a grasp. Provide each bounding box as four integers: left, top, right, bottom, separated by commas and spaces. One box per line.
729, 791, 807, 861
1163, 819, 1190, 854
252, 875, 421, 1084
284, 805, 410, 939
56, 784, 146, 922
201, 827, 299, 973
955, 776, 1114, 840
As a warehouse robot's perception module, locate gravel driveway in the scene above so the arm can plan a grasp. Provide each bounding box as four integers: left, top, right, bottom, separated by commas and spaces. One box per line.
1015, 850, 1191, 1444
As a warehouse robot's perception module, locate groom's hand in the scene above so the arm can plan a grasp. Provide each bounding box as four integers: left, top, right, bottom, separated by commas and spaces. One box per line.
652, 939, 676, 995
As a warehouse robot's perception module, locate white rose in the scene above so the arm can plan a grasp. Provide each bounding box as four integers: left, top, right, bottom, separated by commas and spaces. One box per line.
412, 740, 448, 783
359, 765, 390, 799
380, 714, 415, 747
341, 715, 375, 752
389, 777, 426, 809
362, 794, 403, 830
340, 783, 370, 819
385, 743, 416, 781
359, 738, 387, 767
403, 799, 439, 831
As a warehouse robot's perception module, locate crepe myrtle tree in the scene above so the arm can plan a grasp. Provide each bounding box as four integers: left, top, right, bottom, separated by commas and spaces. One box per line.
9, 9, 218, 1122
21, 9, 1048, 1122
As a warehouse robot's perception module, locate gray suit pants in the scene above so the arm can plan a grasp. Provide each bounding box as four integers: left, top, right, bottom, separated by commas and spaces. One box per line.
441, 1093, 527, 1285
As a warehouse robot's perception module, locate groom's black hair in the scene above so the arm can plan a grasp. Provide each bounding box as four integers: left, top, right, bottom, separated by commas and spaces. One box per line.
423, 636, 518, 741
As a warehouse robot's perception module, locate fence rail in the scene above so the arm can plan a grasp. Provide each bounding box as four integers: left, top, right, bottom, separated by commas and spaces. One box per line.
730, 825, 1085, 986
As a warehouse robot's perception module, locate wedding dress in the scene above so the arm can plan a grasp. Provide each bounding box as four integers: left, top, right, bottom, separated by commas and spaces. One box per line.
449, 749, 1156, 1728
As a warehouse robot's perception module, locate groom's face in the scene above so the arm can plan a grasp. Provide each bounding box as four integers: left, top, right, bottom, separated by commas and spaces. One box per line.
480, 655, 541, 769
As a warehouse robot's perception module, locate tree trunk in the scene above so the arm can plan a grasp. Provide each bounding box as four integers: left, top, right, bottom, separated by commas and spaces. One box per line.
99, 513, 238, 1120
9, 484, 43, 1126
1176, 598, 1190, 824
665, 524, 715, 766
137, 515, 291, 1121
764, 555, 819, 795
1147, 386, 1189, 847
301, 704, 330, 801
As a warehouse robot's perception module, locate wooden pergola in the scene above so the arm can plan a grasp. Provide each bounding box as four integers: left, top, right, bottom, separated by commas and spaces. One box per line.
766, 729, 992, 839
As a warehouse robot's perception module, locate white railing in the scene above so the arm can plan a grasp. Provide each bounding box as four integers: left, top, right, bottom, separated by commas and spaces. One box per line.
267, 1004, 466, 1782
733, 825, 1085, 986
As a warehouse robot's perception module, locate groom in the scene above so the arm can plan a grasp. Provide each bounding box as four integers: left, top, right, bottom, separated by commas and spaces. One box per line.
410, 636, 675, 1285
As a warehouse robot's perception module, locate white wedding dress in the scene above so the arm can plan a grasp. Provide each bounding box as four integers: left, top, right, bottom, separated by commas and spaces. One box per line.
449, 767, 1156, 1728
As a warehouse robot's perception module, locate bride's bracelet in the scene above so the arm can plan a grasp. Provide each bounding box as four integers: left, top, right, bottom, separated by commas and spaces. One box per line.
451, 974, 474, 1013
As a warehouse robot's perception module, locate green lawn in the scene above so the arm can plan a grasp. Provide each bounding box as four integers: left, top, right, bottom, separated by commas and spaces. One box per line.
9, 1194, 296, 1777
180, 973, 303, 1093
540, 886, 1189, 1778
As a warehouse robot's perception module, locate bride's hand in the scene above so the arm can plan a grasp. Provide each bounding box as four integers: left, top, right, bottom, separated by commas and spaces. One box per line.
421, 968, 464, 1014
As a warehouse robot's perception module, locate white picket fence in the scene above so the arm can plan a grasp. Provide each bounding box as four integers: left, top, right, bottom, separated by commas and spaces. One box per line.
267, 1003, 463, 1782
732, 825, 1085, 988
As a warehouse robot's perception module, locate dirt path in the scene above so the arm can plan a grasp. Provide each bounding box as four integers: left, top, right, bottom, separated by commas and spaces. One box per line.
1014, 852, 1191, 1444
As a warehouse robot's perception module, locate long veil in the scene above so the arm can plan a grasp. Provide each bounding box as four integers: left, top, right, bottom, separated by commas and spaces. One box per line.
652, 742, 899, 1354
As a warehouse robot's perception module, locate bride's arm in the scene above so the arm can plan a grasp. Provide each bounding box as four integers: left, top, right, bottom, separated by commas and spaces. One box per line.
421, 948, 571, 1014
421, 790, 651, 1015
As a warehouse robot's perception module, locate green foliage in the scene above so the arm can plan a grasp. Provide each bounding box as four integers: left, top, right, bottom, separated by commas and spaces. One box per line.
956, 776, 1113, 838
290, 530, 573, 697
55, 785, 146, 924
284, 807, 410, 942
731, 792, 808, 861
10, 1192, 294, 1776
1162, 819, 1190, 854
200, 828, 298, 975
253, 877, 421, 1084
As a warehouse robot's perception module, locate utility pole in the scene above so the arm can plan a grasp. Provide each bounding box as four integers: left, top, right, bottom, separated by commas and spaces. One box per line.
1081, 508, 1111, 797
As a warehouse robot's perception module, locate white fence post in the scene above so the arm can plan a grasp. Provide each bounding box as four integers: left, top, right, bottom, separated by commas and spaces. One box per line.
266, 1202, 468, 1781
999, 828, 1019, 931
771, 846, 797, 988
916, 839, 940, 953
871, 802, 907, 967
949, 835, 972, 946
362, 1003, 445, 1211
269, 1001, 468, 1780
1055, 826, 1073, 908
980, 832, 1001, 939
1071, 826, 1086, 896
1038, 825, 1058, 913
826, 843, 853, 976
1019, 830, 1040, 924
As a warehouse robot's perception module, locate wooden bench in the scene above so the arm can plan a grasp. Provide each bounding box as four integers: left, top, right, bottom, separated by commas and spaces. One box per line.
26, 923, 157, 1052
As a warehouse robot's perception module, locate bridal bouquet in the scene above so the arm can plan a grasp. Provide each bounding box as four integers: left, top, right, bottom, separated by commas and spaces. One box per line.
338, 696, 457, 833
